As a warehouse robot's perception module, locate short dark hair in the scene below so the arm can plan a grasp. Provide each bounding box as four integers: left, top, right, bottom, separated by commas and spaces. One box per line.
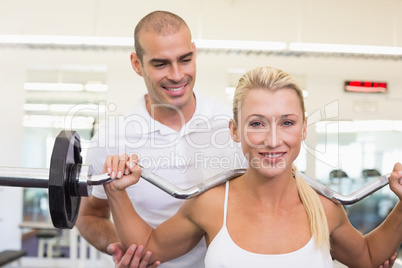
134, 11, 189, 62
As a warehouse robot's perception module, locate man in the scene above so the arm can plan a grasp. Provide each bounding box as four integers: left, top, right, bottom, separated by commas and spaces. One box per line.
76, 10, 244, 267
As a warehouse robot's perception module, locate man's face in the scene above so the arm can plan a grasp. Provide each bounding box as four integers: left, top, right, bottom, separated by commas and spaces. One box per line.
132, 27, 197, 111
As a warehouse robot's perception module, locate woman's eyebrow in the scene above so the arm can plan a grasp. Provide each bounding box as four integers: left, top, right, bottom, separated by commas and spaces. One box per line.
246, 114, 298, 120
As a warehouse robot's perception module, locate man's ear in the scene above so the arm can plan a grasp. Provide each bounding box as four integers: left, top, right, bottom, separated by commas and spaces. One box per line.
130, 52, 143, 76
192, 42, 197, 60
229, 119, 240, 143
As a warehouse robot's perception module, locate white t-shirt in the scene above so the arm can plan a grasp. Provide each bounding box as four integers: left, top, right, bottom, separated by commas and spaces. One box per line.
87, 92, 245, 268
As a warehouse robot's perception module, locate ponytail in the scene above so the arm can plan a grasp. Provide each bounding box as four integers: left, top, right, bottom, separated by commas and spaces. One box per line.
293, 164, 330, 252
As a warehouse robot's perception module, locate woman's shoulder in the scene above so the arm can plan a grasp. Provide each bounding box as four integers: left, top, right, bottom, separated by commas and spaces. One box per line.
318, 194, 348, 232
179, 183, 227, 234
181, 183, 227, 217
191, 183, 227, 208
318, 194, 345, 212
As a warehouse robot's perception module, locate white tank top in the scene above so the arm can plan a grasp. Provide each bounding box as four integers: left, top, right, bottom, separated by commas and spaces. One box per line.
204, 182, 333, 268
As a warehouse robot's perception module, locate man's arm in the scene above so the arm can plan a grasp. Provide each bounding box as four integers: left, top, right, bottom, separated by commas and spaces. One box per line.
76, 195, 119, 253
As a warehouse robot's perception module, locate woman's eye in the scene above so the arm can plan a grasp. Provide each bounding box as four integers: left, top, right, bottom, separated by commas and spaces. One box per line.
283, 120, 294, 126
250, 121, 263, 127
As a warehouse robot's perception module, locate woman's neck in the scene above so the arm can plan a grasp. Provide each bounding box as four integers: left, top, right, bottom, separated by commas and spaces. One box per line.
238, 168, 299, 209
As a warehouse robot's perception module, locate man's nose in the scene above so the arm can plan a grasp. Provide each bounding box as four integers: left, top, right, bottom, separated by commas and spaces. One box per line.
167, 63, 183, 82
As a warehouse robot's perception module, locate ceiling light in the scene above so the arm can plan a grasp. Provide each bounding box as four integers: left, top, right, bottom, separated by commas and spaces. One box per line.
2, 34, 402, 58
289, 42, 402, 55
48, 104, 75, 112
194, 39, 287, 51
84, 83, 108, 92
0, 34, 132, 47
24, 82, 84, 91
48, 103, 100, 113
22, 114, 95, 129
315, 120, 400, 133
23, 104, 49, 111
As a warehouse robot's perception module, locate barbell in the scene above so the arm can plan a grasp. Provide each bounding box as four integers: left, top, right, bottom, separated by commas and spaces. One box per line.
0, 130, 393, 229
1, 131, 95, 229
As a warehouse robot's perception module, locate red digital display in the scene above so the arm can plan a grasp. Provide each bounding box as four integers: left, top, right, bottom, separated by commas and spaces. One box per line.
344, 81, 387, 93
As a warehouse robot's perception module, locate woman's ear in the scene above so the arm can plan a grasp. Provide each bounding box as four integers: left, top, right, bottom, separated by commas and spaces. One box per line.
229, 119, 240, 143
301, 117, 307, 141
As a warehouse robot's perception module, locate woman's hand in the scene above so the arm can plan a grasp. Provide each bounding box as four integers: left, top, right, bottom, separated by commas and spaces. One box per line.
103, 153, 142, 192
388, 162, 402, 200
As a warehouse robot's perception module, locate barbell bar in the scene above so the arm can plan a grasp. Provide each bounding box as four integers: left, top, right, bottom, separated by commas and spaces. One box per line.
0, 130, 393, 229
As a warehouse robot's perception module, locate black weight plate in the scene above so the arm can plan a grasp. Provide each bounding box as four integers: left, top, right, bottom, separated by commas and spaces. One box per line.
49, 131, 82, 229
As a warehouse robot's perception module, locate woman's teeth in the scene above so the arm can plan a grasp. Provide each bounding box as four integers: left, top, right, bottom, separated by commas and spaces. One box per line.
261, 153, 284, 157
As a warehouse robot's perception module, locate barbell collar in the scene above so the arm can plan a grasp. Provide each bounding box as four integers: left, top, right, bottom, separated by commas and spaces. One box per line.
77, 164, 93, 197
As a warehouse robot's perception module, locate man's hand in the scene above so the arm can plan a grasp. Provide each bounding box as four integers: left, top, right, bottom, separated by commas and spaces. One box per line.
378, 252, 397, 268
107, 242, 161, 268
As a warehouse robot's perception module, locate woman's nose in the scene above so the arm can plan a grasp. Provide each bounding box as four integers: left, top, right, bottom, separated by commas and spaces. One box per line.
263, 125, 280, 148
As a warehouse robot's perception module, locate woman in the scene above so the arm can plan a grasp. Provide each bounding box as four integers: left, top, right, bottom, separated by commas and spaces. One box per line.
104, 66, 402, 267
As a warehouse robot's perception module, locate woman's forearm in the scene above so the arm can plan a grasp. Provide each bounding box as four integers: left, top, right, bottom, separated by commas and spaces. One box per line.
365, 201, 402, 267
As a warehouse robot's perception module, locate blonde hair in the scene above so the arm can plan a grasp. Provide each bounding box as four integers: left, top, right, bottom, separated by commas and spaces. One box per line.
233, 66, 330, 251
293, 165, 330, 251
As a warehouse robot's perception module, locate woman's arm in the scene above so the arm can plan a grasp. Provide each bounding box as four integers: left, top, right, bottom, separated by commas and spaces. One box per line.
330, 163, 402, 268
103, 154, 205, 263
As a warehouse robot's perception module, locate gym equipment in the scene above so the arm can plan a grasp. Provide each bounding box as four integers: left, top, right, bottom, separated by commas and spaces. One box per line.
298, 172, 391, 205
141, 168, 391, 206
0, 131, 111, 229
0, 250, 26, 267
0, 130, 394, 229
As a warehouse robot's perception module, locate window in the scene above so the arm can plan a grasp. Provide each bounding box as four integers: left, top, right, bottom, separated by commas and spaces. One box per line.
22, 65, 108, 223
